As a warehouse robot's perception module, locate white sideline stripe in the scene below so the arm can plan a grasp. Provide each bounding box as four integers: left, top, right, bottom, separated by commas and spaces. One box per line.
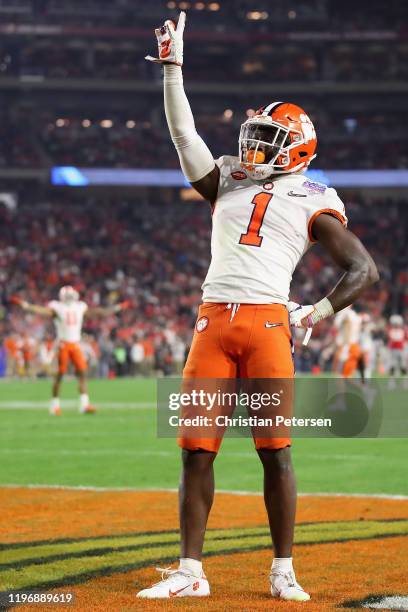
0, 401, 155, 409
1, 484, 408, 500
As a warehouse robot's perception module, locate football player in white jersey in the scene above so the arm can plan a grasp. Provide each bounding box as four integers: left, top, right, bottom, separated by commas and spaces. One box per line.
14, 286, 129, 415
387, 314, 407, 377
333, 306, 364, 379
138, 13, 378, 601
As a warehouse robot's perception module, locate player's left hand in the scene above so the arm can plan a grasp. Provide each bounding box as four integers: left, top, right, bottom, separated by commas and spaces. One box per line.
145, 11, 186, 66
288, 301, 316, 328
9, 295, 28, 309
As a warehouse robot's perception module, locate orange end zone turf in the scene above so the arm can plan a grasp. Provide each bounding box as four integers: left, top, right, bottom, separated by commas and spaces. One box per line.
1, 488, 407, 611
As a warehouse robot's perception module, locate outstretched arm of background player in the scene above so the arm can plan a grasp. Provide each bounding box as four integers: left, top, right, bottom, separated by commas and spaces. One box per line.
85, 301, 130, 318
146, 12, 219, 203
289, 214, 378, 330
10, 297, 54, 318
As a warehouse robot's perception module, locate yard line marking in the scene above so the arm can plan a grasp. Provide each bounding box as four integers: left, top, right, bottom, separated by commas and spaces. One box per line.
1, 484, 407, 500
0, 401, 155, 409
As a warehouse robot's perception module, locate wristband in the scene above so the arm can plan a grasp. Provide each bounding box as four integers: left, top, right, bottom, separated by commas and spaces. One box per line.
308, 297, 334, 326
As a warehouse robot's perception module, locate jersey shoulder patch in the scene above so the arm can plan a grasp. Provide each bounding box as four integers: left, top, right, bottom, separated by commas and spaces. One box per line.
301, 179, 328, 195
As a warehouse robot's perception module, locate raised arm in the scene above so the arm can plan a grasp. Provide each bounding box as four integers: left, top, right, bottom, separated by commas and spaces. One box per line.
85, 301, 130, 318
289, 214, 378, 331
146, 12, 219, 203
11, 296, 55, 318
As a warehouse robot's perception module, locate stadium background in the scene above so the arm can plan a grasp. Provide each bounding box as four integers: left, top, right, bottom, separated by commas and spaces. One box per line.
0, 1, 407, 610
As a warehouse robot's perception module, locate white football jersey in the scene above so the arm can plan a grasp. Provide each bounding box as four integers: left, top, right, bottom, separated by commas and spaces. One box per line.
334, 307, 361, 346
48, 300, 88, 343
202, 156, 347, 304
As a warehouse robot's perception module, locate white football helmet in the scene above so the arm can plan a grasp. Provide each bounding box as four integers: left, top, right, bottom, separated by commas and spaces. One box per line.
390, 314, 403, 327
59, 285, 79, 303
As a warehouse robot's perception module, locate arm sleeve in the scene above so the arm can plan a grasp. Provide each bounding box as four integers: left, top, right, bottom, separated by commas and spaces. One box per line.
164, 65, 215, 182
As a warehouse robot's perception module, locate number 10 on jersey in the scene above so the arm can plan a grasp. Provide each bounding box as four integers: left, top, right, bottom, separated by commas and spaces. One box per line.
239, 192, 272, 247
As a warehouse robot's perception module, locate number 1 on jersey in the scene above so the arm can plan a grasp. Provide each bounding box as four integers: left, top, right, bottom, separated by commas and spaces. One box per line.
239, 192, 272, 247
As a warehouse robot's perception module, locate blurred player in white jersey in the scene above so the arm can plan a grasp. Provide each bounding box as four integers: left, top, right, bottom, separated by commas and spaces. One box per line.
387, 314, 407, 377
13, 286, 129, 415
333, 306, 364, 378
138, 12, 379, 602
359, 312, 376, 379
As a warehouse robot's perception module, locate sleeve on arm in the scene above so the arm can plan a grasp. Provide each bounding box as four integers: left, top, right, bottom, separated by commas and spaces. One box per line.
307, 188, 348, 243
164, 65, 215, 183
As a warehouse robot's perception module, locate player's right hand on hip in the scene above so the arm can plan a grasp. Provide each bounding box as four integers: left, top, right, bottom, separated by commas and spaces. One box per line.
145, 11, 186, 66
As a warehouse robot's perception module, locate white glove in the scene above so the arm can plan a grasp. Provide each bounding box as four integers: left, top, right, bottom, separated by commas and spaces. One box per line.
288, 301, 315, 329
288, 298, 335, 346
288, 301, 315, 347
145, 11, 186, 66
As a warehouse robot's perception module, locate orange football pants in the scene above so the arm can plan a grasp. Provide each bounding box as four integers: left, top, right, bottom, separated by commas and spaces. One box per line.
58, 342, 87, 375
342, 343, 362, 378
179, 303, 294, 453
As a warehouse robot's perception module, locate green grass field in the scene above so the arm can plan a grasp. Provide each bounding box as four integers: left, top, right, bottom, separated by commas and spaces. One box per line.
0, 377, 407, 495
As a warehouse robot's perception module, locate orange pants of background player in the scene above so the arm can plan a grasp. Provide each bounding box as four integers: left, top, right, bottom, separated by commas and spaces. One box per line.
179, 303, 294, 453
58, 341, 87, 375
342, 343, 362, 378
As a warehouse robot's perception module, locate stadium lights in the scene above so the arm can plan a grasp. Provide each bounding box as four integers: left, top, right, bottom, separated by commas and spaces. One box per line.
82, 119, 91, 128
223, 109, 233, 120
195, 2, 205, 9
179, 1, 190, 9
56, 119, 66, 127
247, 11, 268, 20
288, 10, 297, 19
208, 2, 220, 10
167, 1, 176, 8
100, 119, 113, 128
246, 108, 255, 117
126, 120, 136, 129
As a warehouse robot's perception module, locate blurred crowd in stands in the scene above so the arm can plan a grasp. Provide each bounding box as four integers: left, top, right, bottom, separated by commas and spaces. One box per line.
0, 191, 406, 376
1, 40, 408, 84
1, 108, 407, 170
0, 0, 406, 377
0, 0, 405, 30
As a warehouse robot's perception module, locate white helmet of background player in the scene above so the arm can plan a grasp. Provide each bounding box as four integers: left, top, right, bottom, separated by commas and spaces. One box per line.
390, 314, 404, 327
239, 101, 317, 180
59, 285, 79, 303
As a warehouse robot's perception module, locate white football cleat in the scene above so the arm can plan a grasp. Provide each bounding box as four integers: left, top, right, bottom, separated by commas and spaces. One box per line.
137, 567, 210, 599
49, 406, 62, 416
270, 570, 310, 601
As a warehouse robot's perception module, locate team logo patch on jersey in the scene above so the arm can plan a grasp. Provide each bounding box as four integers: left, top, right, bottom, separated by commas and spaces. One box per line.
263, 181, 274, 191
231, 170, 247, 180
302, 180, 326, 195
196, 316, 209, 333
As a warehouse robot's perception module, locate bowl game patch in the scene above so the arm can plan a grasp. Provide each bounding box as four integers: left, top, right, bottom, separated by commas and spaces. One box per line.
302, 179, 327, 194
